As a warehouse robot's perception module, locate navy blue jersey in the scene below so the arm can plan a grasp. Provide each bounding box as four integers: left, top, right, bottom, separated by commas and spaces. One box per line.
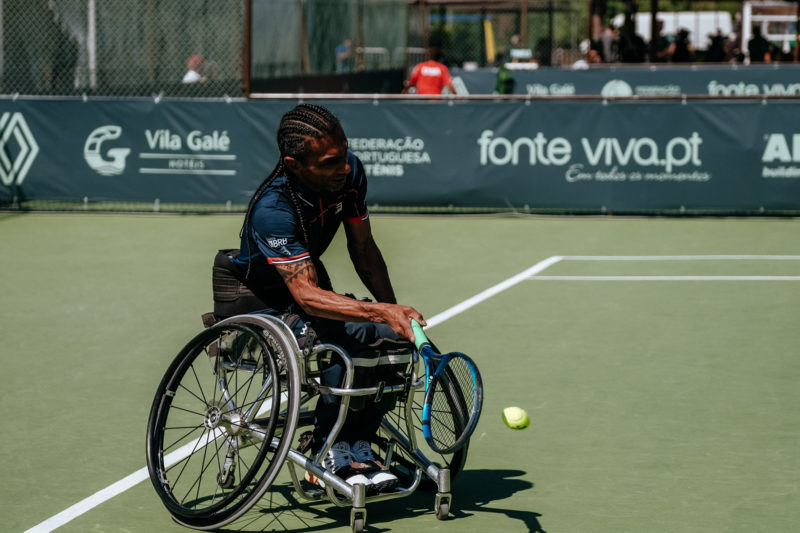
233, 151, 368, 310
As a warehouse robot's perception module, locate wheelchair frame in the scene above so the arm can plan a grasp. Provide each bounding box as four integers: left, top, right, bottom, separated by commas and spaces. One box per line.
146, 313, 468, 532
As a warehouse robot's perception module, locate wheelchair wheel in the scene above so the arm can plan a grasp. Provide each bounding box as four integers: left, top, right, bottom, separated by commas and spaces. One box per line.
379, 372, 469, 489
146, 317, 300, 530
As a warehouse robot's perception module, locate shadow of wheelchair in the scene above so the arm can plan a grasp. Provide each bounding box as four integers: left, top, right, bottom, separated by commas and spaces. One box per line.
220, 469, 544, 533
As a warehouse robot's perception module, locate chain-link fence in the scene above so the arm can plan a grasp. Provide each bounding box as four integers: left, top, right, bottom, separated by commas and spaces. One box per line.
251, 0, 409, 79
3, 1, 783, 100
1, 0, 245, 98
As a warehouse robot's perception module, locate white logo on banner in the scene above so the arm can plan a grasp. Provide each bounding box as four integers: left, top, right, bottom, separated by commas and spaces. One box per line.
761, 133, 800, 179
84, 125, 131, 176
600, 80, 634, 97
0, 112, 40, 186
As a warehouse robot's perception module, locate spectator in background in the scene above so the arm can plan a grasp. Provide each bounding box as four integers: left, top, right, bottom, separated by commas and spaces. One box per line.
336, 39, 354, 73
494, 52, 515, 94
706, 29, 727, 62
649, 20, 671, 62
618, 23, 647, 63
509, 34, 533, 62
402, 48, 456, 95
572, 39, 601, 70
748, 26, 770, 62
668, 28, 695, 62
600, 23, 619, 63
182, 54, 206, 83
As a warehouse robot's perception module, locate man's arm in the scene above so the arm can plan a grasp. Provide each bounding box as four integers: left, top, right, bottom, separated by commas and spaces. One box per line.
344, 218, 396, 304
274, 257, 424, 342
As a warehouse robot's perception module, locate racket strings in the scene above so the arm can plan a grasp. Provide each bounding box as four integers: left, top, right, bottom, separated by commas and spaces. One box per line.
427, 358, 474, 449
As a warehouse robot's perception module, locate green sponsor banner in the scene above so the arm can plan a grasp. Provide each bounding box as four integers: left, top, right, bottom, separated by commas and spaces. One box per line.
325, 99, 800, 212
1, 98, 799, 212
453, 64, 800, 97
0, 99, 278, 204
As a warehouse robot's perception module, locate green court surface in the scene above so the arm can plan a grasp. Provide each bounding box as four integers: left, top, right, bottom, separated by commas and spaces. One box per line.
1, 213, 799, 533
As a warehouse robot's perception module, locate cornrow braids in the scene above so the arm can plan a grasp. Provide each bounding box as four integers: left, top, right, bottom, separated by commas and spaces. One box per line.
239, 104, 344, 278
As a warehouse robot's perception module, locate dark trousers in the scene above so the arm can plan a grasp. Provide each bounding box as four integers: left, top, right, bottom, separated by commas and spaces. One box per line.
284, 316, 401, 453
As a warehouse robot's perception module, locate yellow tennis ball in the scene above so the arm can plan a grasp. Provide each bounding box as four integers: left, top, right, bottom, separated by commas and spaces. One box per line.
502, 406, 530, 430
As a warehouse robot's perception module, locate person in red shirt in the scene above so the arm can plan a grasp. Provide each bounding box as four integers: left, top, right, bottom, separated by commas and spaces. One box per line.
402, 48, 456, 95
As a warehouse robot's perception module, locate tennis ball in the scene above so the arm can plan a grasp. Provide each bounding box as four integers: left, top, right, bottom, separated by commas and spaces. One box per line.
502, 406, 530, 430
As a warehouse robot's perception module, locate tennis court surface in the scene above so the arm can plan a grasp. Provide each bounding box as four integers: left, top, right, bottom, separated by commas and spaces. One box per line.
2, 213, 798, 532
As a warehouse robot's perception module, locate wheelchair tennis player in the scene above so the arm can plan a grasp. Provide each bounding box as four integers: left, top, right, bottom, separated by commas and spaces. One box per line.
209, 103, 426, 494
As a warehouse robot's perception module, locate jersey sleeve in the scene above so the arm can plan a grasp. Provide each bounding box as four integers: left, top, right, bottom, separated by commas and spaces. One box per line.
343, 152, 369, 224
250, 202, 310, 265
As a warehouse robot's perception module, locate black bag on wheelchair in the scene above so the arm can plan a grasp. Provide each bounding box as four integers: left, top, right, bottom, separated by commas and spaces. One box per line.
211, 249, 267, 320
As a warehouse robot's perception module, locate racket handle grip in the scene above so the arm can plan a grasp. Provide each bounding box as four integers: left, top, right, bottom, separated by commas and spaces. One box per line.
410, 319, 429, 349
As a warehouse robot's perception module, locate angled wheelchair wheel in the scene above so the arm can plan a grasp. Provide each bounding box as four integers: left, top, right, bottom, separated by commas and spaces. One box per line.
146, 316, 301, 530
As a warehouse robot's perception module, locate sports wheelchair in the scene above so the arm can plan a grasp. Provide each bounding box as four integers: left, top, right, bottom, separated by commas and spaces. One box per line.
145, 313, 472, 532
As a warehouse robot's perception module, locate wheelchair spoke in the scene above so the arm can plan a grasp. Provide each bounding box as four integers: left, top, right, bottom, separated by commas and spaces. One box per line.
162, 424, 205, 454
169, 427, 213, 493
167, 404, 208, 418
188, 362, 210, 406
146, 319, 299, 528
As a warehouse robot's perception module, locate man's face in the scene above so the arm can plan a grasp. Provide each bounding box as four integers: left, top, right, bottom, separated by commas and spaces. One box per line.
285, 134, 350, 193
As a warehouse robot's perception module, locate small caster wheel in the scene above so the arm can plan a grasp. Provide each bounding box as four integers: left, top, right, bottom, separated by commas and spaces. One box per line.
217, 471, 235, 489
351, 508, 367, 532
435, 493, 451, 520
436, 501, 450, 520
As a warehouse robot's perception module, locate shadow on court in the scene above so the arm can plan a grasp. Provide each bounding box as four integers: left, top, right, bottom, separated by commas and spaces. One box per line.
223, 469, 543, 532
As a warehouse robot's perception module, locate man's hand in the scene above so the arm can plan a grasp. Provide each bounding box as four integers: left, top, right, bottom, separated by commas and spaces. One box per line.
275, 258, 425, 341
383, 304, 426, 343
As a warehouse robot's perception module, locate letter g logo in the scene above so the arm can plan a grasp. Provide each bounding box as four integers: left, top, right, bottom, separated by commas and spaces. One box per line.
84, 125, 131, 176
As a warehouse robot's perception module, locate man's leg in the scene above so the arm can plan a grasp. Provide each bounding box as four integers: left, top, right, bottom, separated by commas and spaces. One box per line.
305, 319, 402, 453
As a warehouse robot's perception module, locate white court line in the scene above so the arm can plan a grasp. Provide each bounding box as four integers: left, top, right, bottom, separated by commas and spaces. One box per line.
26, 253, 799, 531
561, 255, 800, 261
531, 275, 800, 281
425, 255, 564, 328
25, 393, 284, 533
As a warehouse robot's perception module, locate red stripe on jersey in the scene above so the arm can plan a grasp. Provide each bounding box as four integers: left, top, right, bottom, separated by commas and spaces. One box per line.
346, 211, 370, 224
267, 252, 310, 265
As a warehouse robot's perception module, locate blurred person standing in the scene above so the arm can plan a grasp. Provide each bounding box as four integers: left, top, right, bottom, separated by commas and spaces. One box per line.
336, 39, 354, 73
649, 20, 670, 62
748, 26, 770, 62
402, 48, 456, 95
668, 28, 695, 63
600, 23, 619, 63
494, 52, 515, 94
182, 54, 206, 83
706, 30, 727, 62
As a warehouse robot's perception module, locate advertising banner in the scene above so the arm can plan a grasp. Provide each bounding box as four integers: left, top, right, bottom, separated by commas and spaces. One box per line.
452, 64, 800, 98
0, 99, 277, 205
1, 98, 799, 213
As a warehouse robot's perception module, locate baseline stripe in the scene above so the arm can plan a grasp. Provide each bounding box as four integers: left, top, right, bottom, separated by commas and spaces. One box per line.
530, 275, 800, 281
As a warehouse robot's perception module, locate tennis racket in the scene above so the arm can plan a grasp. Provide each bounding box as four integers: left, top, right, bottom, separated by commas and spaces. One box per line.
411, 319, 483, 454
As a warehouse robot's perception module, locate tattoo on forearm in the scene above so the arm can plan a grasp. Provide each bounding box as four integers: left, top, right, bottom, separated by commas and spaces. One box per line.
277, 260, 317, 286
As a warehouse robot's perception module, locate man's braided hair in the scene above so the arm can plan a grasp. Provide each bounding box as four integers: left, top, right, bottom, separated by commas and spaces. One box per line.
240, 104, 345, 277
